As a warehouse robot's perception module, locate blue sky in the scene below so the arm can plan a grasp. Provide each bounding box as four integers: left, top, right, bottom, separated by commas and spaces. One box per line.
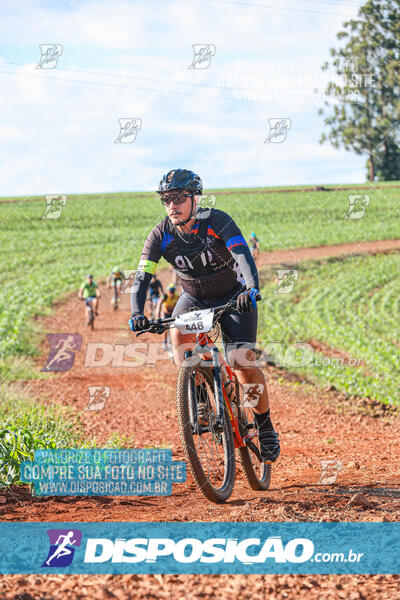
0, 0, 366, 196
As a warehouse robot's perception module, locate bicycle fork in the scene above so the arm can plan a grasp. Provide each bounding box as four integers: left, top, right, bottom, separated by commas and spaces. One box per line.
185, 347, 225, 434
211, 346, 225, 432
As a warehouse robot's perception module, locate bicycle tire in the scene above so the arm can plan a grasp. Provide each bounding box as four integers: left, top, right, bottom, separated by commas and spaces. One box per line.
239, 445, 271, 490
89, 307, 94, 330
176, 358, 235, 503
234, 380, 271, 490
113, 290, 119, 310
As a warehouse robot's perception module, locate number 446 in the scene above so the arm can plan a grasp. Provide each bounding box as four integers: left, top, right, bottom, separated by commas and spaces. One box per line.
185, 322, 204, 331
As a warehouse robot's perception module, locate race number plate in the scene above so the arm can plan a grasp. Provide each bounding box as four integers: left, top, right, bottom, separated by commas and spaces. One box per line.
174, 308, 214, 334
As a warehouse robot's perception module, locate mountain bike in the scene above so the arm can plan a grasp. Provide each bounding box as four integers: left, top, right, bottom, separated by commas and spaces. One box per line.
111, 280, 123, 310
135, 299, 271, 503
81, 297, 95, 330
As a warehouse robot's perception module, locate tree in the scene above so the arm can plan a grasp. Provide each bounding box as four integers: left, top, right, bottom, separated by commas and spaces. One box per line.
319, 0, 400, 181
367, 138, 400, 181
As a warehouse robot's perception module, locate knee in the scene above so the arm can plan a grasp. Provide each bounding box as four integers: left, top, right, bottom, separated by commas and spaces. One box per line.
170, 330, 197, 363
227, 347, 258, 370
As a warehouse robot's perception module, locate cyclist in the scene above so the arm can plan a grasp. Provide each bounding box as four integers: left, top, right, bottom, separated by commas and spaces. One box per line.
129, 169, 280, 463
107, 266, 125, 307
147, 274, 164, 318
78, 274, 100, 325
156, 283, 180, 351
249, 232, 260, 263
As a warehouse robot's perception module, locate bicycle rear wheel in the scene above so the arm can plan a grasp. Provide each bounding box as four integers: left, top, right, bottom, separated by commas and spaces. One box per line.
176, 357, 235, 503
235, 381, 271, 490
89, 308, 94, 330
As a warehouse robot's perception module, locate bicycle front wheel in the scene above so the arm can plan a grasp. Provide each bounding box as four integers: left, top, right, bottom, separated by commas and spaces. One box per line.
176, 358, 235, 503
87, 306, 94, 330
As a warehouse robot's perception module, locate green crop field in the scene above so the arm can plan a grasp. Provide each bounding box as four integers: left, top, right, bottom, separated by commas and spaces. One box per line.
0, 185, 399, 395
1, 186, 399, 358
257, 252, 400, 405
0, 186, 399, 484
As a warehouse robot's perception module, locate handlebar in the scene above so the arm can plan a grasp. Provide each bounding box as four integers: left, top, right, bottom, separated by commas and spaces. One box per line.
134, 293, 261, 337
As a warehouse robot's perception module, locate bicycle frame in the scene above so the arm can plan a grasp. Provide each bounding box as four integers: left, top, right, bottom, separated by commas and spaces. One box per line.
136, 299, 262, 458
186, 331, 247, 450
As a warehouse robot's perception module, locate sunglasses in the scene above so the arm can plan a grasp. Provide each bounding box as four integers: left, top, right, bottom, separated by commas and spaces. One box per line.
160, 192, 192, 206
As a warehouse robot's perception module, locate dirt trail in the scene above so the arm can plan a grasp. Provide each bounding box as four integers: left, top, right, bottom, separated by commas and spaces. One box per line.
2, 240, 400, 598
256, 238, 400, 266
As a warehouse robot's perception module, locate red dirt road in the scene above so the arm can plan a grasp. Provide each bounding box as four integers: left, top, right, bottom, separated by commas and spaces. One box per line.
256, 238, 400, 266
2, 240, 400, 599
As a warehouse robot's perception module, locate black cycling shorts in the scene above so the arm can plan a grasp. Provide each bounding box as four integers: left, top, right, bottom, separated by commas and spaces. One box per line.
171, 288, 258, 355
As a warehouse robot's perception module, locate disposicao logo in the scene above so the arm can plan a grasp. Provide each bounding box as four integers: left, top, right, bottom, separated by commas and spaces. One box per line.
83, 536, 314, 564
42, 529, 82, 567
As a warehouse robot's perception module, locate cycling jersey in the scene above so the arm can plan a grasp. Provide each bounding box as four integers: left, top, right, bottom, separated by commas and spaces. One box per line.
110, 270, 124, 282
161, 291, 180, 315
249, 236, 259, 249
81, 282, 98, 299
131, 208, 258, 315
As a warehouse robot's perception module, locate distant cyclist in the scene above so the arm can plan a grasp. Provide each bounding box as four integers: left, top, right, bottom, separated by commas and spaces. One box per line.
147, 274, 164, 318
156, 283, 180, 351
129, 169, 280, 463
107, 266, 125, 308
78, 274, 100, 325
248, 232, 260, 263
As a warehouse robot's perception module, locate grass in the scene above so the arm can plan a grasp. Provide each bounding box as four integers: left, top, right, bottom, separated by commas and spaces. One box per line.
257, 251, 400, 405
0, 385, 142, 487
0, 356, 40, 383
0, 385, 97, 486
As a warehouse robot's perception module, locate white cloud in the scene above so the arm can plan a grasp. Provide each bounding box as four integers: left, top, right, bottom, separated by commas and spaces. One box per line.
0, 0, 366, 196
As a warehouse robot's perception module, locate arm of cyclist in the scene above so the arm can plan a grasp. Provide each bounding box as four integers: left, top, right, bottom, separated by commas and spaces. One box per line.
129, 227, 162, 331
158, 279, 165, 296
213, 211, 260, 313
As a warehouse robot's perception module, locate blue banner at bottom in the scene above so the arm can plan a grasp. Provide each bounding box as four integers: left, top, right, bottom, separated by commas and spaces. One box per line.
0, 522, 399, 574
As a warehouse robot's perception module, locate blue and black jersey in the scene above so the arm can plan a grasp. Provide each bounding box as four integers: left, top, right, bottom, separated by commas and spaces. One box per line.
131, 208, 258, 314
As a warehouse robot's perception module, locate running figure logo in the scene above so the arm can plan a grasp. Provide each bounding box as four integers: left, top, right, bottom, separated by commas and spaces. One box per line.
36, 44, 63, 69
42, 529, 82, 567
42, 194, 67, 219
346, 195, 370, 219
114, 118, 142, 143
264, 118, 291, 143
319, 459, 342, 485
120, 269, 137, 294
242, 383, 264, 408
188, 44, 216, 69
85, 386, 110, 410
196, 195, 216, 219
275, 270, 299, 294
41, 334, 82, 372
